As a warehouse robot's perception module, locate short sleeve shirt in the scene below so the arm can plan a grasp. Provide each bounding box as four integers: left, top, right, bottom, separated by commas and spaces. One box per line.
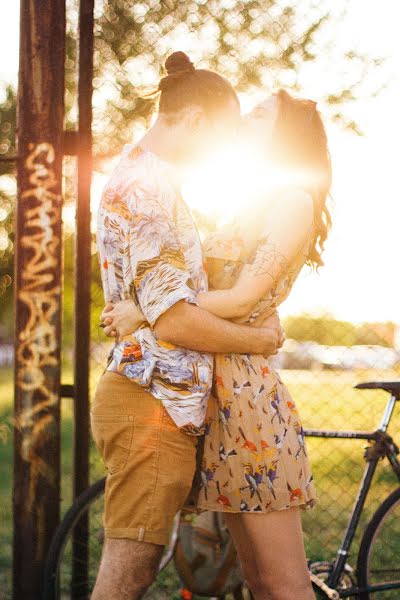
96, 144, 213, 435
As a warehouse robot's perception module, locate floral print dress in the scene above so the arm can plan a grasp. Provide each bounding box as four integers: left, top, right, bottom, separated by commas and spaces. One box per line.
197, 188, 319, 513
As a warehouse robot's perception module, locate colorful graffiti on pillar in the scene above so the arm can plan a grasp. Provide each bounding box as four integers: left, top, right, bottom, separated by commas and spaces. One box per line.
14, 142, 62, 513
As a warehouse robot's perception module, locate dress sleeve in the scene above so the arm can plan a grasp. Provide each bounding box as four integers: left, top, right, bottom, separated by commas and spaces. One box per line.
125, 183, 197, 327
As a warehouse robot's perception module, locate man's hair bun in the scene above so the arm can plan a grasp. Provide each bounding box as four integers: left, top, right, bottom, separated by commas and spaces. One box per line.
151, 50, 238, 121
165, 51, 195, 76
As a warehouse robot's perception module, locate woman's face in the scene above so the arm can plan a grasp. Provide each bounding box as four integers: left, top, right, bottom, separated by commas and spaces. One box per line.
241, 95, 279, 149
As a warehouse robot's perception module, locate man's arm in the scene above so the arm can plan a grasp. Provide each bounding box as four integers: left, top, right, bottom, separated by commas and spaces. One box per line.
154, 300, 280, 355
100, 298, 283, 355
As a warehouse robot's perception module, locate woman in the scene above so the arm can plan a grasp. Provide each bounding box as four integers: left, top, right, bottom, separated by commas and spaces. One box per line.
91, 51, 284, 600
101, 89, 332, 600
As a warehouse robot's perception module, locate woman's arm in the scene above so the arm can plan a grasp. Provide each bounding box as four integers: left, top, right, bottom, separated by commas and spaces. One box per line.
197, 189, 314, 319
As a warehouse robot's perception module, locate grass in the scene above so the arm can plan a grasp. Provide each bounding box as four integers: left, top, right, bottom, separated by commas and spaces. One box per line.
1, 365, 399, 599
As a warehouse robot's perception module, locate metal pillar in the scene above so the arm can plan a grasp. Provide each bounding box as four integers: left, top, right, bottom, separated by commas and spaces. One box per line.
13, 1, 66, 599
71, 1, 94, 597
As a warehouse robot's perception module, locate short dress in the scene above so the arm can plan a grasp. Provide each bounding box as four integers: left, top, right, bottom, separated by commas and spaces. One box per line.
197, 190, 319, 514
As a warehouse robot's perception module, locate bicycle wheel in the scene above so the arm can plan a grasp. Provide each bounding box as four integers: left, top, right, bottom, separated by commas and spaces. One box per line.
357, 487, 400, 600
43, 478, 106, 600
43, 478, 181, 600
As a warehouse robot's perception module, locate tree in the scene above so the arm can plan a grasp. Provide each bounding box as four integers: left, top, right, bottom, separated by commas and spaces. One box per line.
0, 0, 384, 341
0, 87, 16, 331
91, 0, 381, 160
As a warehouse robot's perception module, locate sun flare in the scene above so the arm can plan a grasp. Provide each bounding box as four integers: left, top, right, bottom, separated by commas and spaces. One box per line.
182, 140, 318, 227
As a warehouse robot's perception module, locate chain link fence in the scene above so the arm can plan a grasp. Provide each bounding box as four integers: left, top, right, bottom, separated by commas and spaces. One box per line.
0, 0, 399, 597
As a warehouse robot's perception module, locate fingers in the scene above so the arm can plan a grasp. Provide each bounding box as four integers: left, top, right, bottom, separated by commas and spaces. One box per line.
99, 316, 114, 328
99, 303, 115, 323
100, 312, 113, 324
103, 325, 118, 337
102, 303, 115, 316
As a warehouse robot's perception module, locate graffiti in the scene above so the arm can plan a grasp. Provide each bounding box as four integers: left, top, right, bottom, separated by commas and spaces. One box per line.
15, 142, 62, 516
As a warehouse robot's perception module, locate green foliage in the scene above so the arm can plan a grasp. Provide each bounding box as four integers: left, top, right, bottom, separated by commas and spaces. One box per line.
0, 87, 17, 285
61, 233, 105, 348
0, 86, 16, 175
90, 0, 380, 160
284, 314, 396, 347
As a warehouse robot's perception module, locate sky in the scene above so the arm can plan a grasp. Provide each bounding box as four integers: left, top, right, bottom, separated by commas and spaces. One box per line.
0, 1, 399, 325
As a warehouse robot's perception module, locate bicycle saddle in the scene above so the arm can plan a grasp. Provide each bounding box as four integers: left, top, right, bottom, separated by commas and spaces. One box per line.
355, 381, 400, 397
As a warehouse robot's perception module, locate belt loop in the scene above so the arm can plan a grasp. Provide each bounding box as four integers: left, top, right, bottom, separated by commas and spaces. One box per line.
138, 527, 145, 542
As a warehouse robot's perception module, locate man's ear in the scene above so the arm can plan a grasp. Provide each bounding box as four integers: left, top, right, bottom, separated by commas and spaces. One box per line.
181, 104, 206, 131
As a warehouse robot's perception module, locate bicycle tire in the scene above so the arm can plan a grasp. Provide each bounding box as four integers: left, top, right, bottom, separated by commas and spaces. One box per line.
357, 487, 400, 600
43, 477, 106, 600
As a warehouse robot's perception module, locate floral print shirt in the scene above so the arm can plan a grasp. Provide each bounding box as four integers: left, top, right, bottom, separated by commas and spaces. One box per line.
95, 144, 213, 435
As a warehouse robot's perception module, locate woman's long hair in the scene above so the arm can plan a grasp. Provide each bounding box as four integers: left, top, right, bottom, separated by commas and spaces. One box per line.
270, 89, 332, 268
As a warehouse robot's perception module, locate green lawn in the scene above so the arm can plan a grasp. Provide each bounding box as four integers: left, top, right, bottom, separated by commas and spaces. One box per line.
1, 365, 399, 599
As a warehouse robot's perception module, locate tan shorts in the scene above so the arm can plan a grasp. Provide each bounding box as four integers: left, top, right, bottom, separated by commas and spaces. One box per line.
90, 370, 198, 545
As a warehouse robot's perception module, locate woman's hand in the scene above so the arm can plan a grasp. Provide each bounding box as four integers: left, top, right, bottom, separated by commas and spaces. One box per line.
99, 299, 146, 338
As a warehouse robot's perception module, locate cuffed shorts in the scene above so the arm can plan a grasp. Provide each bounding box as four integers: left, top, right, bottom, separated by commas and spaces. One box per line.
90, 370, 198, 545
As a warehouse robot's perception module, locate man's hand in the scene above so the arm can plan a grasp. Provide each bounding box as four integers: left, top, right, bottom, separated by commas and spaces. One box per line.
99, 303, 117, 337
99, 299, 146, 338
261, 311, 285, 355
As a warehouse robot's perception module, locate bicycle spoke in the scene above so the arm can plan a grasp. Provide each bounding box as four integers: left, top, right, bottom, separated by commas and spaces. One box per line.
362, 491, 400, 599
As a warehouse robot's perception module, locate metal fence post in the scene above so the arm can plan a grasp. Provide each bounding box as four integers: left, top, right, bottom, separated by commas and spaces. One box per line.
71, 1, 94, 597
13, 1, 66, 599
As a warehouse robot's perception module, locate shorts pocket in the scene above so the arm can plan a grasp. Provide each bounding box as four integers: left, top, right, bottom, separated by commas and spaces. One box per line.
90, 413, 135, 475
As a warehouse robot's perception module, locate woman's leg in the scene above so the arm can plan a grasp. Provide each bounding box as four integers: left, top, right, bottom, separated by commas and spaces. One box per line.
224, 507, 315, 600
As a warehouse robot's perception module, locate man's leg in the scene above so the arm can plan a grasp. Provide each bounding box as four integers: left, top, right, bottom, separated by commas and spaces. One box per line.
90, 371, 198, 599
91, 538, 163, 600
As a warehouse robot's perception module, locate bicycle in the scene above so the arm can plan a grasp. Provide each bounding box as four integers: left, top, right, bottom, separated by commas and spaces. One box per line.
305, 380, 400, 599
43, 381, 400, 599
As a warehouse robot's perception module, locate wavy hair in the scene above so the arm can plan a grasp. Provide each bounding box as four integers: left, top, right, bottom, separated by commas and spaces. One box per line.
270, 89, 332, 268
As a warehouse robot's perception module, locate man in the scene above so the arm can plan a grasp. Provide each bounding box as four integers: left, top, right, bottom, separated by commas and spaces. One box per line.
90, 51, 283, 600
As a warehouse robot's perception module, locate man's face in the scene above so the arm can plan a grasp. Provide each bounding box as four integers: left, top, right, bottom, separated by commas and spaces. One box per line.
210, 96, 241, 144
178, 97, 241, 165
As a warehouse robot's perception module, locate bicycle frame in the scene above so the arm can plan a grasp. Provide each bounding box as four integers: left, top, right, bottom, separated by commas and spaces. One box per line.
303, 389, 400, 596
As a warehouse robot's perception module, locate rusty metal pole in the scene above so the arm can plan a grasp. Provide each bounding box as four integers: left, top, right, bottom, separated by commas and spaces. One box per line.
71, 1, 94, 597
13, 1, 65, 599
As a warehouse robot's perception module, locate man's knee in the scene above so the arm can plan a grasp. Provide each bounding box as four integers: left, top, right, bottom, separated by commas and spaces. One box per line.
92, 537, 163, 599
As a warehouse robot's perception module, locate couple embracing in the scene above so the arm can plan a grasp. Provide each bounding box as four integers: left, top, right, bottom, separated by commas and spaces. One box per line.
90, 50, 331, 600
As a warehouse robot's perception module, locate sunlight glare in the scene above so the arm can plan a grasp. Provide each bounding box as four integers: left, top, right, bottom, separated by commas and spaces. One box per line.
183, 141, 267, 225
182, 139, 321, 227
